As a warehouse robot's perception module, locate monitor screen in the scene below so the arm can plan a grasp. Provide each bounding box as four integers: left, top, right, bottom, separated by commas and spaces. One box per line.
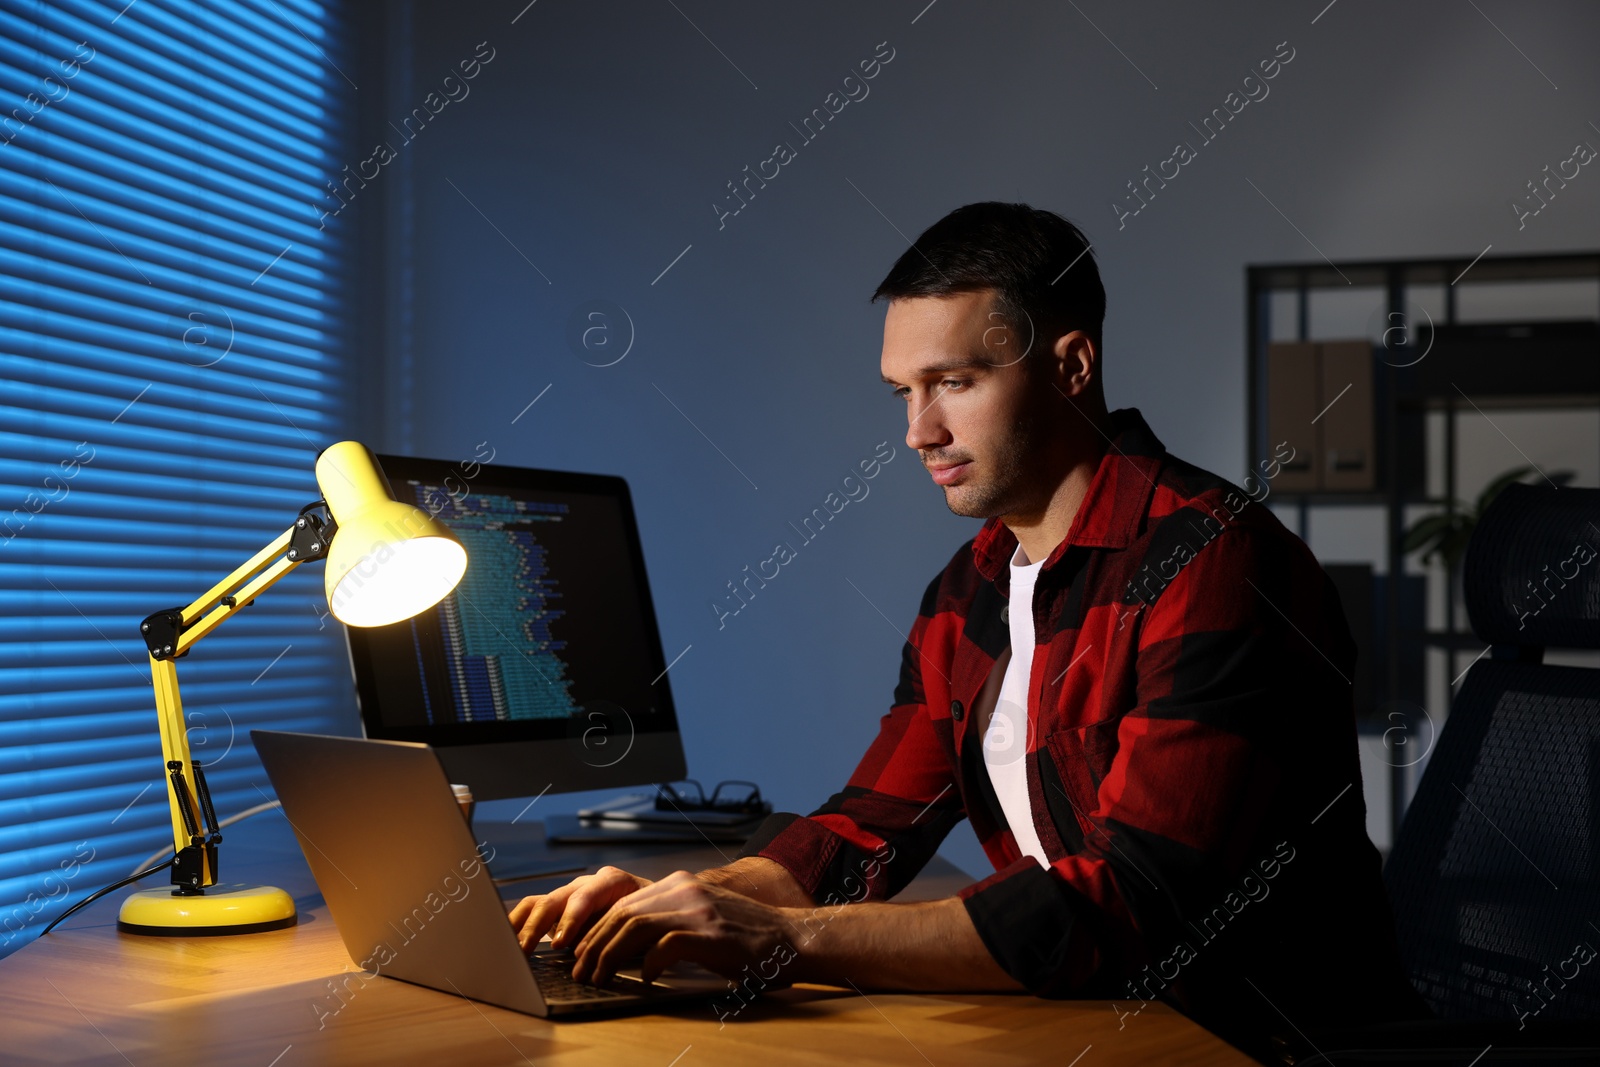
344, 452, 687, 800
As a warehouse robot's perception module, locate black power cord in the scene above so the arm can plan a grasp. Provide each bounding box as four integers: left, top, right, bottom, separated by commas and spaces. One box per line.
39, 856, 175, 936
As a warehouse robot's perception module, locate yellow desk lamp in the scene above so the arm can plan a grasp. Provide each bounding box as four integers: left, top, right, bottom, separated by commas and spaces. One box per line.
117, 441, 468, 935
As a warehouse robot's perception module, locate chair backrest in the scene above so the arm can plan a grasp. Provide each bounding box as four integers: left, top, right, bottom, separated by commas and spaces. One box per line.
1384, 483, 1600, 1022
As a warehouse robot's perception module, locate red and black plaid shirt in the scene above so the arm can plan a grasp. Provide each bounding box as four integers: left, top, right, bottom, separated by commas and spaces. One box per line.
739, 407, 1428, 1058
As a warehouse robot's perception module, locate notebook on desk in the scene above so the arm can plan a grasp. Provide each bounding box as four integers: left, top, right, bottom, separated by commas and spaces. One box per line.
253, 729, 731, 1018
543, 812, 762, 844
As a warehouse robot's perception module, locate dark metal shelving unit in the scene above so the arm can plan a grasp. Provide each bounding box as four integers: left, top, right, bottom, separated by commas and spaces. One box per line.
1246, 251, 1600, 842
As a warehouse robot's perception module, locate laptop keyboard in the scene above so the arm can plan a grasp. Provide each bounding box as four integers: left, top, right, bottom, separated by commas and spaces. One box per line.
529, 954, 631, 1001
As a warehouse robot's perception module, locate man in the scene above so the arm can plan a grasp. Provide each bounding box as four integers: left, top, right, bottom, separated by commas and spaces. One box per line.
510, 202, 1428, 1061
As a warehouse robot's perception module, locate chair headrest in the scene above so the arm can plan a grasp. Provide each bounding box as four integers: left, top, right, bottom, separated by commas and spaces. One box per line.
1463, 483, 1600, 649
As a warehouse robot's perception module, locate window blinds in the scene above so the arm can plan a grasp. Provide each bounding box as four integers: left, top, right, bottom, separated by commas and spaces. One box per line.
0, 0, 351, 953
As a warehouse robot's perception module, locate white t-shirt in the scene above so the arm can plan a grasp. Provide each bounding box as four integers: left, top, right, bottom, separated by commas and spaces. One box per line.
983, 542, 1049, 867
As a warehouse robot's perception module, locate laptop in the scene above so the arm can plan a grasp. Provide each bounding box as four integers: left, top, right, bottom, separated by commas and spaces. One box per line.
252, 729, 731, 1017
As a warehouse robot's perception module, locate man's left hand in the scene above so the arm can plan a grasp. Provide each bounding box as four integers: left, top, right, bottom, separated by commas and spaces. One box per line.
570, 869, 800, 987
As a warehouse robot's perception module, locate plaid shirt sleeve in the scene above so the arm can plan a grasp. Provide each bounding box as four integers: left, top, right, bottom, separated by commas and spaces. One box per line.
955, 521, 1347, 997
734, 571, 969, 905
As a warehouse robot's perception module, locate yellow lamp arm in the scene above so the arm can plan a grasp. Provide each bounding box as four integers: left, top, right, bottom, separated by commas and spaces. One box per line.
141, 511, 331, 890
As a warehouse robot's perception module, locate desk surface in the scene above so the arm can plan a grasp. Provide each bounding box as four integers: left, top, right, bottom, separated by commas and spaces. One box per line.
1, 813, 1256, 1066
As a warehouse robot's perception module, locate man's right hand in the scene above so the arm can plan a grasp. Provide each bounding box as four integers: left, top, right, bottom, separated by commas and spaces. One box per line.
508, 865, 653, 952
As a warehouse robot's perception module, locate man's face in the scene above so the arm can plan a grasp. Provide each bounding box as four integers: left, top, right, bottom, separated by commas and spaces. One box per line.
880, 290, 1054, 521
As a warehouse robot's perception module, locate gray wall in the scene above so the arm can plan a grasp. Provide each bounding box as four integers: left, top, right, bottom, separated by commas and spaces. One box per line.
360, 0, 1600, 876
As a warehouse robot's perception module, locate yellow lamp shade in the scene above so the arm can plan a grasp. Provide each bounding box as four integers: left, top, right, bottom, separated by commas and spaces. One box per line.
315, 441, 468, 627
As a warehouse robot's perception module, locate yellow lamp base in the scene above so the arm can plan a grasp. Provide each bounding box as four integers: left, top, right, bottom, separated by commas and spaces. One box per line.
118, 883, 297, 936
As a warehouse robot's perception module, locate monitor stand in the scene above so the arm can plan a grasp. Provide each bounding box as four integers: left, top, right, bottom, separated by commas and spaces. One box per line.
475, 818, 722, 886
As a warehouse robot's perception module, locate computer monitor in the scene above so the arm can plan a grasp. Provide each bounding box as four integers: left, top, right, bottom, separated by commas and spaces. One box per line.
342, 452, 688, 801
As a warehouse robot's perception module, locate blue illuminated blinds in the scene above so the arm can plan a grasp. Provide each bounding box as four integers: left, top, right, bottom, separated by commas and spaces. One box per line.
0, 0, 352, 952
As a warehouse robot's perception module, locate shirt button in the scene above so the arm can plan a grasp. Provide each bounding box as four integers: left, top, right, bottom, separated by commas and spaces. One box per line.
1000, 605, 1009, 624
951, 700, 964, 721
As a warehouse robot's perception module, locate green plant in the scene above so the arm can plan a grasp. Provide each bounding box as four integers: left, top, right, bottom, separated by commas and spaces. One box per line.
1402, 466, 1572, 571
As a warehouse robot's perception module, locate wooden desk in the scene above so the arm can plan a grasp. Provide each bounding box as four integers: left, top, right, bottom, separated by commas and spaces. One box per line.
0, 813, 1256, 1066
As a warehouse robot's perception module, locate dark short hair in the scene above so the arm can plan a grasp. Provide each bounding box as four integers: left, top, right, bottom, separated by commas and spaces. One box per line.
870, 201, 1105, 362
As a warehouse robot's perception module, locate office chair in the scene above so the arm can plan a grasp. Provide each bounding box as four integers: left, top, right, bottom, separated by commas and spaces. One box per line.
1294, 483, 1600, 1065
